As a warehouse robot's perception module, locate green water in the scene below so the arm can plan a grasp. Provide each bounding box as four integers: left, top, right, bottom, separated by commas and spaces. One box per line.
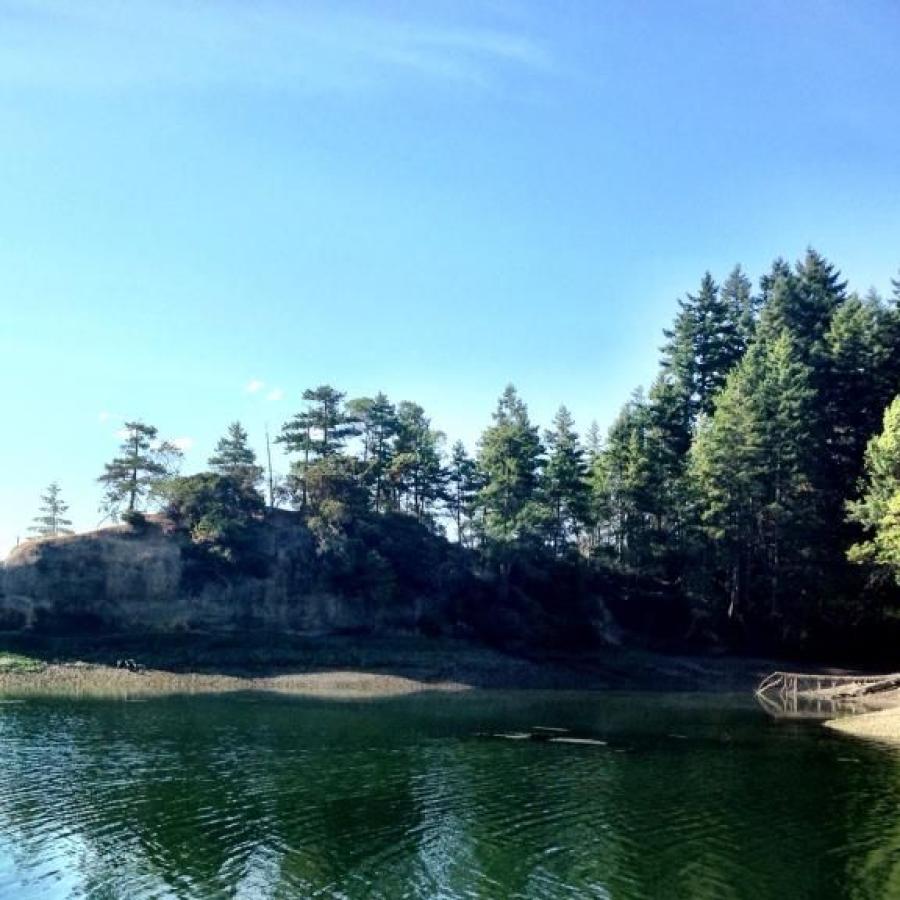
1, 690, 899, 899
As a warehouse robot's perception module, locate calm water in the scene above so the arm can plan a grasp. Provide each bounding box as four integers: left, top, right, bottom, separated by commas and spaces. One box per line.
1, 690, 899, 899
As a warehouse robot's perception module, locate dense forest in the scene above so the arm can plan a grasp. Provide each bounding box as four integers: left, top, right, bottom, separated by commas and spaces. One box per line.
29, 250, 900, 658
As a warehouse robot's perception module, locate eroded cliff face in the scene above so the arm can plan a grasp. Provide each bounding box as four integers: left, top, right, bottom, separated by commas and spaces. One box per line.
0, 517, 429, 634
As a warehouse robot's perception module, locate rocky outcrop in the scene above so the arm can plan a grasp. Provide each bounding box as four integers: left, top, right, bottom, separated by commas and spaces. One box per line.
0, 515, 436, 635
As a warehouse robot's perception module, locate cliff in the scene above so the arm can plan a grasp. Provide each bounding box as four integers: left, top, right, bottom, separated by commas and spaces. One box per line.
0, 512, 463, 636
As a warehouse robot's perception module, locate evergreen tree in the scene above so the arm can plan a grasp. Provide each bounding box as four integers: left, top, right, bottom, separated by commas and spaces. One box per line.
446, 440, 479, 545
823, 294, 897, 493
757, 249, 846, 360
303, 385, 358, 457
642, 374, 693, 565
208, 421, 264, 492
98, 421, 182, 518
279, 385, 357, 509
661, 271, 747, 423
162, 472, 264, 561
543, 405, 590, 553
589, 392, 648, 563
348, 392, 398, 512
477, 385, 544, 544
690, 332, 823, 633
390, 402, 446, 524
847, 395, 900, 582
720, 264, 758, 348
28, 481, 73, 538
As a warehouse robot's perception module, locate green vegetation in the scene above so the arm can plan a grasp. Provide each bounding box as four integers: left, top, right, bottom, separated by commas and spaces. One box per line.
97, 420, 183, 521
847, 395, 900, 582
28, 481, 73, 538
22, 250, 900, 657
0, 652, 43, 673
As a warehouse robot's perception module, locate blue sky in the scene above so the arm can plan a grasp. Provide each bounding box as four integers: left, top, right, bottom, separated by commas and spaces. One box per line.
1, 0, 899, 553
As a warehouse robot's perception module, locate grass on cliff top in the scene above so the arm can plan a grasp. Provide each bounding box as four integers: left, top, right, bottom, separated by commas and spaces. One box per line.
0, 652, 43, 673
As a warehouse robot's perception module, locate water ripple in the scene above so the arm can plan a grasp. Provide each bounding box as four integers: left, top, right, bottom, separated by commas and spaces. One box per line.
1, 693, 899, 898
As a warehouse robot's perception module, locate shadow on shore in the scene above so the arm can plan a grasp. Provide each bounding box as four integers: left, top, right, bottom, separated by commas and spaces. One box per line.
0, 631, 779, 693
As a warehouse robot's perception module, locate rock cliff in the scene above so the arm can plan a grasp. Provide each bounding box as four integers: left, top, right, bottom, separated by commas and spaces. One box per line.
0, 513, 451, 635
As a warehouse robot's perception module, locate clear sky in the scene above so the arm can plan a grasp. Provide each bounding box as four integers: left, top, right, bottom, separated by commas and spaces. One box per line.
1, 0, 899, 554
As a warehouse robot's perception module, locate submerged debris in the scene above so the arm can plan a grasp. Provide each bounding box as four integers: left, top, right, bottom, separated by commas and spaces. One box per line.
479, 727, 608, 747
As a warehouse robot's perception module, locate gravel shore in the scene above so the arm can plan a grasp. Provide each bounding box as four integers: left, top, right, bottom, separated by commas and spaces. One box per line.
0, 662, 469, 699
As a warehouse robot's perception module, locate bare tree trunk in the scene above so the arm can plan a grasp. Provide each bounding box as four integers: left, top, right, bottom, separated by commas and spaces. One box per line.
265, 425, 275, 509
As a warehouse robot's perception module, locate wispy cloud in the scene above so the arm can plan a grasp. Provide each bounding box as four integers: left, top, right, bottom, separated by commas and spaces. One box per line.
0, 0, 553, 95
244, 379, 265, 394
266, 388, 285, 402
98, 410, 111, 423
171, 436, 194, 452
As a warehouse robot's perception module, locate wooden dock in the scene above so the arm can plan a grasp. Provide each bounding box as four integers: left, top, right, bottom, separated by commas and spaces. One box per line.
755, 671, 900, 719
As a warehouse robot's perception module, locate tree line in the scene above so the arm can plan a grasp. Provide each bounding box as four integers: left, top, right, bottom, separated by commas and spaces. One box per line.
29, 249, 900, 651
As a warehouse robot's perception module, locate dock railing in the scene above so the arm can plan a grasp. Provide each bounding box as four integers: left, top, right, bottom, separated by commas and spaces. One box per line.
755, 671, 900, 719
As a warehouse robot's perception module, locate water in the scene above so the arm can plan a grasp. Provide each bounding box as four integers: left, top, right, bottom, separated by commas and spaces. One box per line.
1, 690, 899, 899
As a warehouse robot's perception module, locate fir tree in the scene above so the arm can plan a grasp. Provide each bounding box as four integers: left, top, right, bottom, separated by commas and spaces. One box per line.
661, 271, 747, 422
29, 481, 74, 538
690, 332, 822, 632
758, 249, 846, 360
208, 421, 264, 492
589, 391, 651, 564
477, 385, 544, 543
543, 405, 590, 553
720, 264, 758, 348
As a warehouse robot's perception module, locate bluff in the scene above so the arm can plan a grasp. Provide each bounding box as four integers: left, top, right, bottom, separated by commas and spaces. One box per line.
0, 512, 473, 636
0, 508, 642, 653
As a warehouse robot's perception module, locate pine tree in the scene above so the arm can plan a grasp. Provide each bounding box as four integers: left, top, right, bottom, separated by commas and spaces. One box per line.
720, 264, 758, 349
446, 440, 480, 545
543, 405, 590, 553
661, 271, 747, 423
758, 249, 846, 360
589, 392, 649, 564
208, 421, 264, 492
823, 294, 897, 493
690, 332, 822, 632
29, 481, 73, 538
390, 402, 446, 524
477, 385, 544, 544
348, 392, 398, 512
278, 385, 357, 509
98, 421, 182, 518
642, 374, 693, 565
303, 385, 358, 457
846, 395, 900, 582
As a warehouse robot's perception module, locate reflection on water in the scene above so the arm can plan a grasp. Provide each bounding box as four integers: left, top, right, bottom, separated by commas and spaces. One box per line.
1, 690, 900, 899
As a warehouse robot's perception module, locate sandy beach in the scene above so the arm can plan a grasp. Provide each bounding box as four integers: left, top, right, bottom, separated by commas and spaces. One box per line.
825, 701, 900, 744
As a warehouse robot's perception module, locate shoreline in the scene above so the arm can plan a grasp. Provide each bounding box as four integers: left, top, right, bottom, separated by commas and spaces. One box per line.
0, 636, 780, 699
0, 662, 470, 699
825, 703, 900, 744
